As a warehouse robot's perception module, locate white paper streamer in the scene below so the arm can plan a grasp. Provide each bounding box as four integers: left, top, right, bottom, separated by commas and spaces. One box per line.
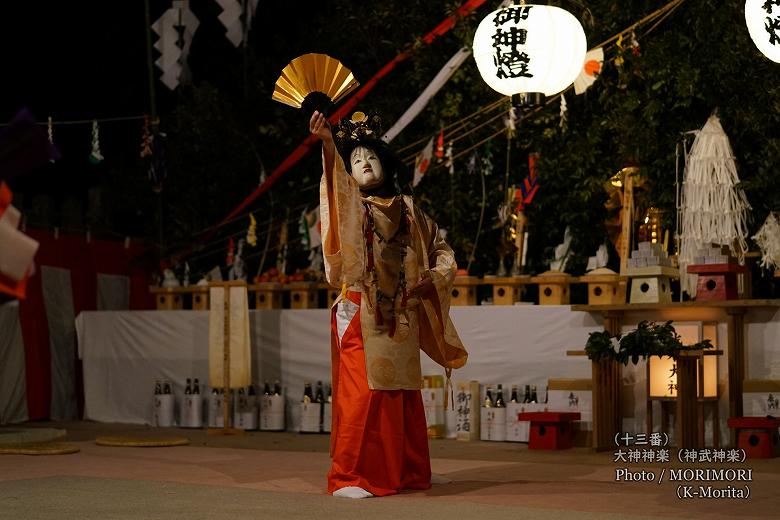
753, 212, 780, 270
215, 0, 259, 47
383, 48, 472, 143
151, 1, 200, 90
678, 114, 751, 297
89, 120, 103, 163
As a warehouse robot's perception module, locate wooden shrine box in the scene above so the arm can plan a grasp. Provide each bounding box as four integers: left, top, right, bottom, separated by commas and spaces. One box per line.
189, 286, 209, 310
150, 287, 184, 310
289, 282, 318, 309
451, 276, 480, 306
250, 283, 283, 309
517, 411, 581, 450
580, 268, 627, 306
626, 266, 678, 304
727, 417, 780, 458
487, 275, 529, 306
531, 271, 574, 305
687, 263, 747, 302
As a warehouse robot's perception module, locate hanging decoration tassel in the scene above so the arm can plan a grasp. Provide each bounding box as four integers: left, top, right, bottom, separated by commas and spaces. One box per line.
88, 120, 104, 164
614, 34, 625, 68
482, 149, 494, 176
47, 117, 56, 163
559, 94, 568, 130
467, 151, 478, 176
504, 105, 518, 139
226, 237, 235, 267
435, 128, 445, 161
630, 30, 641, 56
140, 116, 153, 158
444, 141, 454, 175
246, 213, 257, 246
678, 113, 751, 297
753, 212, 780, 270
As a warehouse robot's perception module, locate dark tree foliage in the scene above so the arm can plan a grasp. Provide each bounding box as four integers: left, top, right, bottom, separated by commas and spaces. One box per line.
12, 1, 778, 284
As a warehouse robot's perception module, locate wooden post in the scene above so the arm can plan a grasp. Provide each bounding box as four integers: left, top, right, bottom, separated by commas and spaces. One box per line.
222, 285, 231, 431
676, 351, 700, 449
592, 358, 620, 452
592, 311, 622, 451
726, 307, 746, 447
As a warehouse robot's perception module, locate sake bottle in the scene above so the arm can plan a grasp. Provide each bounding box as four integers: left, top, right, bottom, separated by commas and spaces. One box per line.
530, 385, 538, 404
484, 385, 494, 408
193, 378, 200, 395
303, 382, 313, 403
495, 384, 506, 408
510, 385, 519, 404
185, 378, 192, 395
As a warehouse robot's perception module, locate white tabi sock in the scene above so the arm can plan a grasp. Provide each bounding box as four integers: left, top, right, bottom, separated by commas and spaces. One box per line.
332, 486, 374, 499
430, 474, 452, 484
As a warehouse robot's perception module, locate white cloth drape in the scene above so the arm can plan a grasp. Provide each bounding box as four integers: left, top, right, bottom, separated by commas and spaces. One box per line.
0, 302, 28, 424
41, 266, 78, 420
76, 306, 601, 428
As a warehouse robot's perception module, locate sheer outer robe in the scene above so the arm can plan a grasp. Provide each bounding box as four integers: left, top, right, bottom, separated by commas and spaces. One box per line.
319, 153, 467, 390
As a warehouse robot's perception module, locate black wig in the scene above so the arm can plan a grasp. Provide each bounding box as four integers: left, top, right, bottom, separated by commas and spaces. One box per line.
337, 137, 410, 197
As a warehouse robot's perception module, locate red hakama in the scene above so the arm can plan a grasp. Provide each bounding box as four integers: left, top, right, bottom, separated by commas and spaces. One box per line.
327, 291, 432, 496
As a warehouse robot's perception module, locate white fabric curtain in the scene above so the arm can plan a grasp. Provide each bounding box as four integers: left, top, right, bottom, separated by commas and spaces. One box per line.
76, 306, 602, 429
41, 266, 78, 420
0, 301, 28, 424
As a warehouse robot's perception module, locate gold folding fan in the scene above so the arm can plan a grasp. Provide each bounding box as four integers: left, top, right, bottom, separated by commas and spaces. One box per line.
272, 53, 359, 116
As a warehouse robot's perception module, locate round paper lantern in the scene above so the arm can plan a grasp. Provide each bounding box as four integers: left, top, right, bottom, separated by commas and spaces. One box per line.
473, 3, 587, 100
745, 0, 780, 63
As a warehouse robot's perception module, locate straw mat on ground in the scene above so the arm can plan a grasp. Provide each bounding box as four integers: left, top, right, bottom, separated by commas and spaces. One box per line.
95, 436, 190, 447
0, 442, 80, 455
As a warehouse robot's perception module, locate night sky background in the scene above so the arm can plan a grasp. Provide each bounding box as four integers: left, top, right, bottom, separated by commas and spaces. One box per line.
3, 1, 780, 288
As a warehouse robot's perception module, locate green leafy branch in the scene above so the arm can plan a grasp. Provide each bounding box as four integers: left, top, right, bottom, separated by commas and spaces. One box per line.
585, 320, 713, 366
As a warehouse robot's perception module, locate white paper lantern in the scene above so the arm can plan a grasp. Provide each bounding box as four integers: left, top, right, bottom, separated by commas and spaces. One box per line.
473, 3, 587, 99
745, 0, 780, 63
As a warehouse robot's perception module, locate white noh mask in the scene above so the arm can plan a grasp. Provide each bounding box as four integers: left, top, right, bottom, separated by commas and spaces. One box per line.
350, 146, 384, 190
